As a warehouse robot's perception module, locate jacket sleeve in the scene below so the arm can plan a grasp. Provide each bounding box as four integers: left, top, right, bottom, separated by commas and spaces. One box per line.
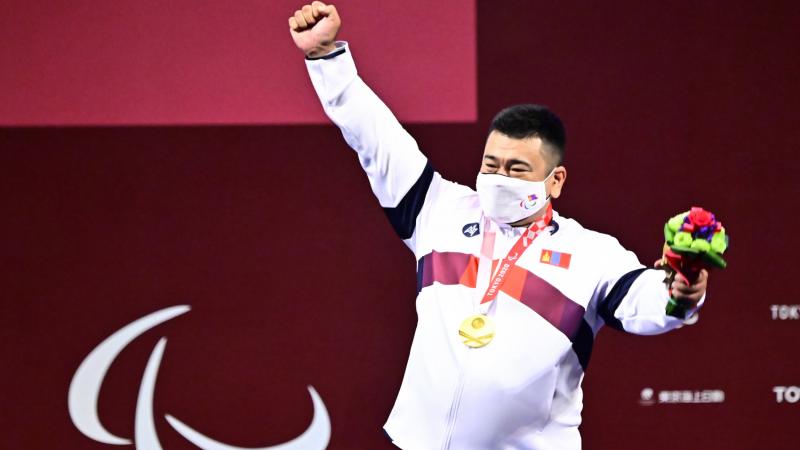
590, 235, 704, 335
305, 42, 448, 256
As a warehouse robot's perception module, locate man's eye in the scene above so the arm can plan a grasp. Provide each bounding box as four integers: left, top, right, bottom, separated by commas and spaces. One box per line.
510, 167, 528, 172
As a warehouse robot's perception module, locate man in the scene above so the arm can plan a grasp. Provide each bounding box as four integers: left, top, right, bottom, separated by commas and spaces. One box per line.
288, 3, 708, 449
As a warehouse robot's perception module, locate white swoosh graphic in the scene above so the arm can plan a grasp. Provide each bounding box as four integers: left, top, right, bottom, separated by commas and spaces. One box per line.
70, 304, 331, 449
165, 386, 331, 450
136, 338, 168, 450
68, 305, 190, 445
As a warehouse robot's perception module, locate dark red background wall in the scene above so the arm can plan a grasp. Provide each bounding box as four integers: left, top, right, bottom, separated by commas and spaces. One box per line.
0, 0, 476, 124
2, 1, 799, 449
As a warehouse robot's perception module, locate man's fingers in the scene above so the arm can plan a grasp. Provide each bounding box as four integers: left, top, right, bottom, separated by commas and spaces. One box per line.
672, 269, 708, 288
311, 1, 326, 17
316, 3, 336, 18
697, 269, 709, 284
288, 16, 299, 31
672, 282, 700, 296
301, 5, 316, 25
672, 281, 702, 302
672, 276, 704, 293
672, 271, 706, 304
293, 10, 308, 28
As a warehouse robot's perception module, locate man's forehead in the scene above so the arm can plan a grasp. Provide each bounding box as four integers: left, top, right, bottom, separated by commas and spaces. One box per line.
483, 132, 545, 158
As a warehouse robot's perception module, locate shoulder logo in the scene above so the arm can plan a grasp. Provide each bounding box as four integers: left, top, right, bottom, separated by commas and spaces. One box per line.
462, 222, 480, 237
540, 249, 572, 269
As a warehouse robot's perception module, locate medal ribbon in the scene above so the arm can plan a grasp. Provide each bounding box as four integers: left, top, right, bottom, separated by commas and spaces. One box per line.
480, 203, 553, 305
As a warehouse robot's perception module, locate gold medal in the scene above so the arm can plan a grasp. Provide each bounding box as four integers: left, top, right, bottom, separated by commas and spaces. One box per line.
459, 314, 495, 348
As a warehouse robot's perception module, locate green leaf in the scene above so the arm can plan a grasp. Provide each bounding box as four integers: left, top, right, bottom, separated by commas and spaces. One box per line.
702, 251, 728, 268
664, 223, 676, 243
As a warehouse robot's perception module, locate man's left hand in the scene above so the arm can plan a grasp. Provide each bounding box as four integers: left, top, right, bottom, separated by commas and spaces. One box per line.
671, 269, 708, 306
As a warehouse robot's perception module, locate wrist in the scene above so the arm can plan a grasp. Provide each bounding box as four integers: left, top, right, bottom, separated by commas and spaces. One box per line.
305, 43, 338, 58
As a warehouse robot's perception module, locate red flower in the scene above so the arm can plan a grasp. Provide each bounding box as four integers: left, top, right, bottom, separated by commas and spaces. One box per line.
688, 207, 714, 227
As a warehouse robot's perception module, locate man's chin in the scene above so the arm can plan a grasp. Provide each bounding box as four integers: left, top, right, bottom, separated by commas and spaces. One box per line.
507, 214, 536, 227
507, 205, 548, 227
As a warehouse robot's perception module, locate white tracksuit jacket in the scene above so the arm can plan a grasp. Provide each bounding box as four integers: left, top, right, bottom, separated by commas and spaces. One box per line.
306, 43, 701, 450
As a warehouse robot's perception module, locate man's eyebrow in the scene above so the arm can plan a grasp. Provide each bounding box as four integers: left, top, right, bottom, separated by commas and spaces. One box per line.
482, 155, 533, 169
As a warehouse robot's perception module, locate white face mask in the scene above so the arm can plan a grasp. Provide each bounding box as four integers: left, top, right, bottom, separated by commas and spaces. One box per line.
475, 169, 555, 224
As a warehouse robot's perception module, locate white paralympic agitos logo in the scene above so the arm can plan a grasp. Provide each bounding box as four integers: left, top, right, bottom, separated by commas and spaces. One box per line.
68, 305, 331, 449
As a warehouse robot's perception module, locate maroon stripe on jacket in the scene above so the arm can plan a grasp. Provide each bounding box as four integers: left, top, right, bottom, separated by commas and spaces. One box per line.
418, 251, 474, 289
519, 271, 586, 340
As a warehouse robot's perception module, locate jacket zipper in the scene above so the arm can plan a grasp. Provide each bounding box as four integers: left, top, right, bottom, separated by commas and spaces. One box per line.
441, 358, 467, 450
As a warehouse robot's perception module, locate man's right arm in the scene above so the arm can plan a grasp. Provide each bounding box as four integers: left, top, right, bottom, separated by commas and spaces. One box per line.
291, 3, 442, 254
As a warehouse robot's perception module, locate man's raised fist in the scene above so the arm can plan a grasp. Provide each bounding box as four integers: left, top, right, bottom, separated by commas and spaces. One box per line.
288, 2, 341, 58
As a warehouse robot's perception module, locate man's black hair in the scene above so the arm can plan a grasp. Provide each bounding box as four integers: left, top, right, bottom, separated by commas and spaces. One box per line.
488, 104, 566, 167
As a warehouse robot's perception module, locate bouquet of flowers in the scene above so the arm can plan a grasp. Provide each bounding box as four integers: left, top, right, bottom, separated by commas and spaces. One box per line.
660, 207, 729, 318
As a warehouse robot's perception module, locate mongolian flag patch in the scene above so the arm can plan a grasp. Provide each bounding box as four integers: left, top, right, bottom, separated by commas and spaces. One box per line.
540, 249, 571, 269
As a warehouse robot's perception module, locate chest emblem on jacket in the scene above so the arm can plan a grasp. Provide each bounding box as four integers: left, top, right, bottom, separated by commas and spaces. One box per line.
540, 249, 572, 269
462, 222, 480, 237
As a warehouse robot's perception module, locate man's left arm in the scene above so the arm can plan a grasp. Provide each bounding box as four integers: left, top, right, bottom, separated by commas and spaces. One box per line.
592, 237, 707, 335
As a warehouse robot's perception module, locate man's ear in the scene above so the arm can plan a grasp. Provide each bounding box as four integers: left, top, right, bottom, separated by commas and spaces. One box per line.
549, 166, 567, 199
